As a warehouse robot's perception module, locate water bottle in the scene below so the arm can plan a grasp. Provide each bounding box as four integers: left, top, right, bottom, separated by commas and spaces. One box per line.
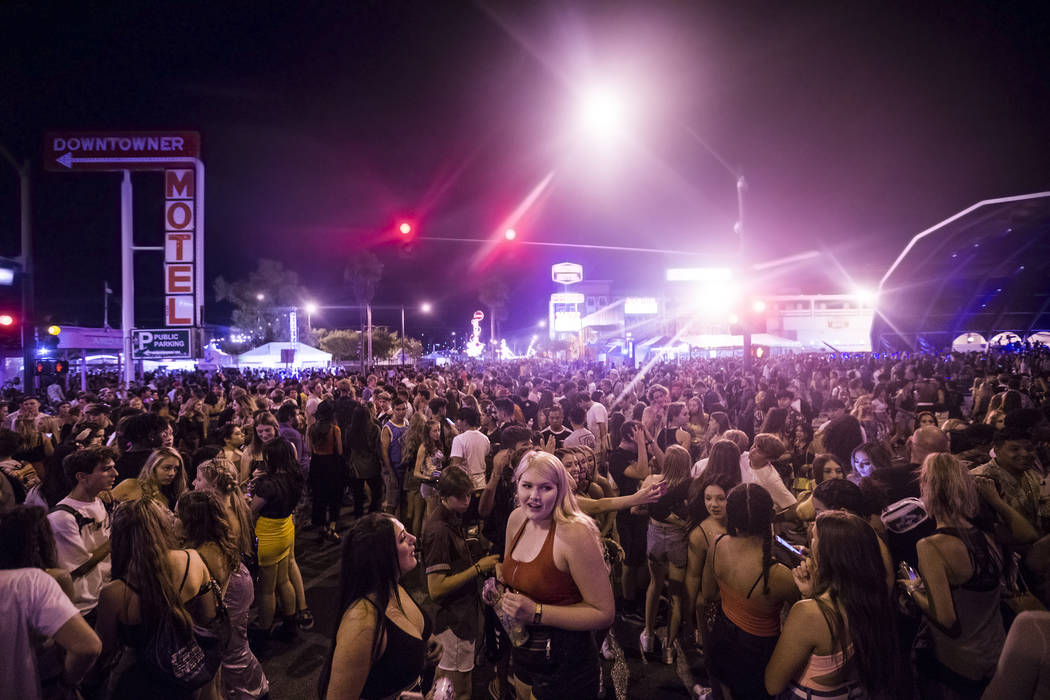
431, 676, 454, 700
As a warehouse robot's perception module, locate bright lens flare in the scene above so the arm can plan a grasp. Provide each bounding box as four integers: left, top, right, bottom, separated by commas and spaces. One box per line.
504, 229, 516, 241
399, 222, 412, 235
577, 86, 630, 143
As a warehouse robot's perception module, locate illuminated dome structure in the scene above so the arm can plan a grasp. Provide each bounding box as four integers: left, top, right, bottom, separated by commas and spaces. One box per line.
873, 192, 1050, 352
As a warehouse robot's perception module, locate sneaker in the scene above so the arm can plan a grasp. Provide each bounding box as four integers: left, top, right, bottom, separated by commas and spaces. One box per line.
639, 629, 654, 654
296, 608, 315, 631
600, 633, 615, 660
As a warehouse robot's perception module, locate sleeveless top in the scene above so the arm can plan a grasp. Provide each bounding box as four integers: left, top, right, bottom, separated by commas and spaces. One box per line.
360, 597, 433, 700
924, 526, 1005, 679
793, 599, 856, 692
384, 420, 408, 468
714, 534, 782, 637
504, 520, 583, 606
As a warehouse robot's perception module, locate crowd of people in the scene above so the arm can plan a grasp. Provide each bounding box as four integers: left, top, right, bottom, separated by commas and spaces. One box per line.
2, 345, 1049, 700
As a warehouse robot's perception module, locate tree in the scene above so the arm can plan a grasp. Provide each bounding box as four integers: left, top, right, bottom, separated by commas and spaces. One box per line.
344, 252, 384, 365
478, 276, 509, 351
316, 327, 424, 363
316, 329, 359, 361
214, 260, 314, 346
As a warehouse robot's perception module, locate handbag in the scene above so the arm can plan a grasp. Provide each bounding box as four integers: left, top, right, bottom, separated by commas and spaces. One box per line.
144, 558, 231, 691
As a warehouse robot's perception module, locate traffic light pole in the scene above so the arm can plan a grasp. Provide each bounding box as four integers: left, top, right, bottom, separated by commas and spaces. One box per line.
121, 170, 135, 387
19, 159, 33, 394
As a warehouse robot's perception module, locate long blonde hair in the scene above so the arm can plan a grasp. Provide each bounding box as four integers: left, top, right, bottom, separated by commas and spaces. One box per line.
920, 452, 978, 523
139, 446, 187, 507
513, 451, 603, 551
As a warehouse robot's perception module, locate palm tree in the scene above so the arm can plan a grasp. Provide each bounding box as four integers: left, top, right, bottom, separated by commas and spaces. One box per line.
478, 276, 509, 359
344, 252, 384, 367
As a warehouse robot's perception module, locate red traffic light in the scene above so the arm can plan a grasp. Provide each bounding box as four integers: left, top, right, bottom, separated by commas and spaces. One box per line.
0, 314, 14, 326
398, 222, 412, 235
55, 360, 69, 374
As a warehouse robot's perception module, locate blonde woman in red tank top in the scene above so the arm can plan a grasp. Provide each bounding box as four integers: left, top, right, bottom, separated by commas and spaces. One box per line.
498, 451, 614, 700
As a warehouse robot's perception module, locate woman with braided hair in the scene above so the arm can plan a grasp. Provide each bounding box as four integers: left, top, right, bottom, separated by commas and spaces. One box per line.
702, 483, 799, 699
191, 459, 270, 698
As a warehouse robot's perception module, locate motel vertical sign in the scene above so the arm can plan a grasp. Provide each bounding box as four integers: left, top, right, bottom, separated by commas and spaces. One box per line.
44, 130, 204, 329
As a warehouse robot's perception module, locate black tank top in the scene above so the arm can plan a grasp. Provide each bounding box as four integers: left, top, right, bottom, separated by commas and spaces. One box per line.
361, 597, 433, 699
934, 526, 1001, 592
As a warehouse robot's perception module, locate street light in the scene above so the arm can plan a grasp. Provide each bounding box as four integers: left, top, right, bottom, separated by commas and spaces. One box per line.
304, 302, 318, 336
255, 293, 265, 301
401, 301, 432, 365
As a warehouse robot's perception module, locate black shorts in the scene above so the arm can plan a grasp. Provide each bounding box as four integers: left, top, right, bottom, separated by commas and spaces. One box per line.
616, 511, 648, 567
512, 629, 599, 700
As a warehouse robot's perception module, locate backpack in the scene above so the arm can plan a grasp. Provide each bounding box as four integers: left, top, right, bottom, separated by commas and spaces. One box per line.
51, 503, 96, 532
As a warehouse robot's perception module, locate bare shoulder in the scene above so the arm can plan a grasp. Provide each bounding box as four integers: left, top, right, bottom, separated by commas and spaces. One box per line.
342, 598, 379, 627
506, 506, 526, 532
555, 518, 599, 548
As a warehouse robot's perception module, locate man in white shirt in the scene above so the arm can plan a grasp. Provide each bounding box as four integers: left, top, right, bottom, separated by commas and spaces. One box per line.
47, 446, 118, 621
0, 567, 100, 700
742, 433, 797, 512
564, 405, 597, 449
450, 407, 491, 492
582, 391, 610, 452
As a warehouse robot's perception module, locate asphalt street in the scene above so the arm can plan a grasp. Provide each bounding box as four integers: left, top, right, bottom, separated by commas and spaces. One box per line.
258, 510, 707, 699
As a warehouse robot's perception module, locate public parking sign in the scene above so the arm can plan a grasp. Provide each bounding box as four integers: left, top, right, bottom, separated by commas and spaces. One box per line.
132, 329, 192, 359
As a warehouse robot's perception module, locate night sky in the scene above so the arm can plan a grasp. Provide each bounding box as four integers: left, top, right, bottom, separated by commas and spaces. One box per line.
2, 1, 1049, 345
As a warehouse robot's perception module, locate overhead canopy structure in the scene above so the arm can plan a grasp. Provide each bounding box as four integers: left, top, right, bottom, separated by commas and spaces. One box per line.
874, 192, 1050, 351
237, 342, 332, 367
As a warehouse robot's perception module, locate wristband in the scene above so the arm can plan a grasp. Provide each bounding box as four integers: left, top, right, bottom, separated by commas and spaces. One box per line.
533, 603, 543, 625
474, 563, 482, 577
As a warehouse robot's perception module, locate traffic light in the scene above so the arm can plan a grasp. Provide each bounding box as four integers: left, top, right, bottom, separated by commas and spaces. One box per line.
396, 220, 417, 258
55, 359, 69, 375
34, 360, 50, 375
0, 312, 19, 350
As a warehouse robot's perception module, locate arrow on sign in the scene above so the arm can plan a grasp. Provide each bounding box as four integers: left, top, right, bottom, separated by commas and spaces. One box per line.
55, 153, 199, 169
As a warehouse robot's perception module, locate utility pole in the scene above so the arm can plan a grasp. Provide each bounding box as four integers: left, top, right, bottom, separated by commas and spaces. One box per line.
0, 144, 34, 394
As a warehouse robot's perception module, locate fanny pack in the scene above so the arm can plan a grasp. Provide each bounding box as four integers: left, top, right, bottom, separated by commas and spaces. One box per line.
881, 497, 929, 534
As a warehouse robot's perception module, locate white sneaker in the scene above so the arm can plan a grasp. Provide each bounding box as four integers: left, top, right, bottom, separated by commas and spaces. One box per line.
639, 629, 654, 653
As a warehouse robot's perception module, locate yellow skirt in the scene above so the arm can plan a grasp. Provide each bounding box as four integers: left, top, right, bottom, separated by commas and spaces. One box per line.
255, 515, 294, 566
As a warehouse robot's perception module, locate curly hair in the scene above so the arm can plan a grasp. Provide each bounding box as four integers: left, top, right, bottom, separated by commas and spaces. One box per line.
0, 505, 57, 570
195, 457, 254, 555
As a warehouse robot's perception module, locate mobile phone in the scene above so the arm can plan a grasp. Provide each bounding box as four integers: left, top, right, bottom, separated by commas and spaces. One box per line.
774, 535, 804, 565
898, 561, 919, 582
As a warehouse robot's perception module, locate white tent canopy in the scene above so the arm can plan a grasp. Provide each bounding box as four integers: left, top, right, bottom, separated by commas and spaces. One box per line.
676, 333, 804, 349
237, 342, 332, 367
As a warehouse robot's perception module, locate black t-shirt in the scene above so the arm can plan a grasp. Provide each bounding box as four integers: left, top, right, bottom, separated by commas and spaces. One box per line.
115, 449, 151, 482
253, 472, 303, 519
539, 426, 573, 449
649, 479, 691, 523
481, 462, 517, 555
609, 446, 640, 497
860, 464, 934, 567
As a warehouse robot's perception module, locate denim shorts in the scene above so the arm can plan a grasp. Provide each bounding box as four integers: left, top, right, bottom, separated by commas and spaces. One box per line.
647, 520, 689, 568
